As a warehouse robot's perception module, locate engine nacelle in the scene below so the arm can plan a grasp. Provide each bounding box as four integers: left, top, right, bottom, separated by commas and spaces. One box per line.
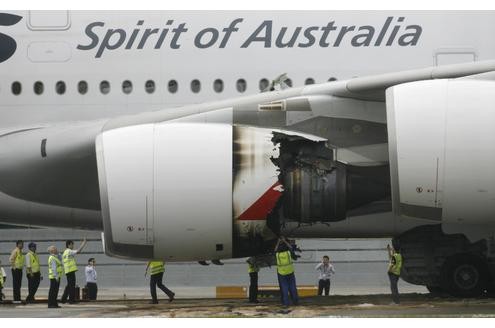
387, 79, 495, 228
97, 119, 391, 261
96, 122, 336, 261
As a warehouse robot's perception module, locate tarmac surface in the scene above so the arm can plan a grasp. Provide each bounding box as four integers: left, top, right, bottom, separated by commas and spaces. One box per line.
1, 293, 495, 317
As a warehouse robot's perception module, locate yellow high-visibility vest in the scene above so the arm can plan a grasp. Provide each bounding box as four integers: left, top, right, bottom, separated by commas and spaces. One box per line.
0, 272, 3, 288
62, 249, 78, 274
48, 255, 63, 280
248, 263, 259, 273
28, 250, 40, 273
14, 248, 24, 270
389, 253, 403, 276
276, 251, 294, 276
149, 261, 165, 275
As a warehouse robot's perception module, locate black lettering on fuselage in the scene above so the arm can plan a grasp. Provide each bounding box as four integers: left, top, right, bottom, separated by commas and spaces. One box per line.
77, 21, 104, 51
241, 20, 272, 48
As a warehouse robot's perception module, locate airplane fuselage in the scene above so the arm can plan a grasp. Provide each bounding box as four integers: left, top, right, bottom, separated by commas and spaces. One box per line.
1, 11, 495, 130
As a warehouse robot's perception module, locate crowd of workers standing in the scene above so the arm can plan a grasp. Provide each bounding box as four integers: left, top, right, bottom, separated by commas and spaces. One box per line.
0, 238, 176, 307
0, 238, 97, 308
0, 236, 403, 308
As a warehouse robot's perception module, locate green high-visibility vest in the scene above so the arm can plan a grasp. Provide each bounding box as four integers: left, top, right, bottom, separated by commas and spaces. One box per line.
62, 249, 78, 274
48, 255, 63, 280
149, 261, 165, 275
276, 251, 294, 276
389, 253, 403, 276
0, 271, 3, 288
248, 263, 259, 273
14, 248, 24, 270
28, 250, 40, 273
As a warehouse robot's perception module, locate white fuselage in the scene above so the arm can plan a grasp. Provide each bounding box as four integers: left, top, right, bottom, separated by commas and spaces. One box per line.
1, 10, 495, 130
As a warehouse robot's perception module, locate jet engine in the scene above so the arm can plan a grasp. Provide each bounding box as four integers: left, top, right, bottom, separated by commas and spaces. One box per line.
96, 122, 390, 261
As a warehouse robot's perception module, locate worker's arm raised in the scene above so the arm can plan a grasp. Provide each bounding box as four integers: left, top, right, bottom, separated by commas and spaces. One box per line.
282, 238, 292, 248
75, 237, 88, 254
144, 262, 150, 277
386, 244, 393, 259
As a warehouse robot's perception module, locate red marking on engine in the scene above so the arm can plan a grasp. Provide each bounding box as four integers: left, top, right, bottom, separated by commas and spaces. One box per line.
237, 181, 283, 220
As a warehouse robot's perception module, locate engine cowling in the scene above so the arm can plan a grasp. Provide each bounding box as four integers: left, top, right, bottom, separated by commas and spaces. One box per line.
96, 122, 335, 261
386, 79, 495, 233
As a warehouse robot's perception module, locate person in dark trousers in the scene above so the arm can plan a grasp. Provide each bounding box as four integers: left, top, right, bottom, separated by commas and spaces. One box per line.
61, 238, 87, 304
275, 236, 299, 307
247, 257, 260, 303
47, 246, 63, 308
85, 258, 98, 300
315, 255, 335, 296
9, 240, 24, 303
387, 243, 403, 304
25, 242, 42, 303
145, 261, 175, 304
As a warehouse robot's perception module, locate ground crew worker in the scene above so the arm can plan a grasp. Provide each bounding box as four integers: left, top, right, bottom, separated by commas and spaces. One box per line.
47, 245, 63, 308
9, 240, 24, 303
0, 259, 6, 302
85, 258, 98, 300
25, 242, 41, 303
275, 237, 299, 307
315, 255, 335, 296
145, 260, 175, 304
61, 238, 87, 304
247, 257, 260, 303
387, 243, 403, 304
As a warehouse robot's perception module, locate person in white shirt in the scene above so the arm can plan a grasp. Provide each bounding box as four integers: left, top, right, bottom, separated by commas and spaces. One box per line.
85, 258, 97, 300
315, 255, 335, 296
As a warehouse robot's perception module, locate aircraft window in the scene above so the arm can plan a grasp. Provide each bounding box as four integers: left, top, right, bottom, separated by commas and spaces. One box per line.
12, 82, 21, 95
285, 78, 293, 87
122, 80, 133, 94
305, 78, 315, 85
56, 81, 66, 95
145, 80, 155, 94
191, 79, 201, 93
100, 81, 110, 94
236, 79, 247, 93
213, 79, 223, 93
259, 78, 269, 91
168, 80, 178, 93
328, 77, 337, 82
78, 81, 88, 95
34, 81, 44, 95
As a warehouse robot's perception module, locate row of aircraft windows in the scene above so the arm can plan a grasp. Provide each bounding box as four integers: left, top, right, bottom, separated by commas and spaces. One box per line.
7, 77, 338, 96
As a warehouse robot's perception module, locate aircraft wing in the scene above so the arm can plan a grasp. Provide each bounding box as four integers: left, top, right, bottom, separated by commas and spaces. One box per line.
98, 59, 495, 133
312, 59, 495, 101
